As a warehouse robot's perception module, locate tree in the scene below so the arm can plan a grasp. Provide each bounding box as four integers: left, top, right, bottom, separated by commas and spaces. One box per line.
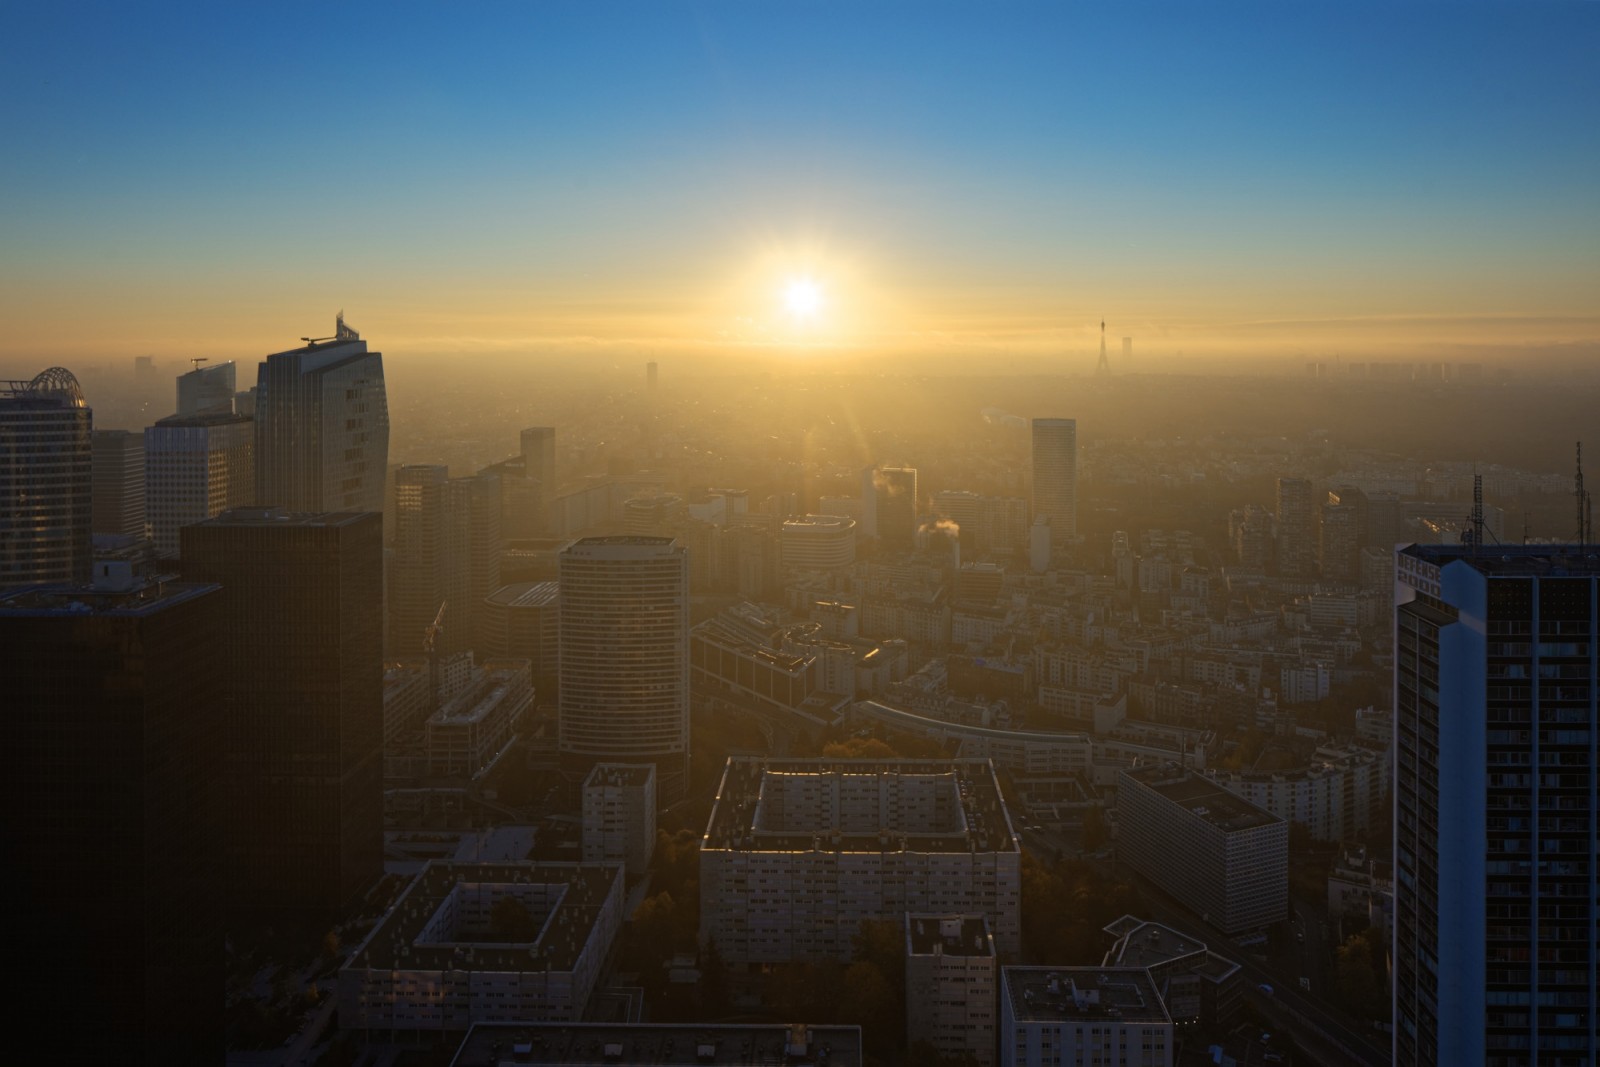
837, 961, 900, 1054
1080, 807, 1108, 853
823, 736, 898, 759
701, 937, 728, 1016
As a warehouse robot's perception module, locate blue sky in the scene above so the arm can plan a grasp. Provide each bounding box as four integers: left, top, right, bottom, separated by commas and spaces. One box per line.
2, 1, 1596, 358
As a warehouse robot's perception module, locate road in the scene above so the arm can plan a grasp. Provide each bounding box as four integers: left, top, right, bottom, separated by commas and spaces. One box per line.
1018, 829, 1388, 1067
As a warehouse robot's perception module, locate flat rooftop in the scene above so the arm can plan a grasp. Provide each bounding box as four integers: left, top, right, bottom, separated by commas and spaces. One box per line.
346, 861, 618, 975
449, 1023, 862, 1067
0, 578, 216, 617
1401, 542, 1600, 577
584, 763, 655, 789
429, 663, 529, 726
1003, 967, 1171, 1026
907, 914, 994, 958
704, 757, 1018, 855
488, 581, 560, 609
200, 507, 373, 528
1123, 767, 1280, 833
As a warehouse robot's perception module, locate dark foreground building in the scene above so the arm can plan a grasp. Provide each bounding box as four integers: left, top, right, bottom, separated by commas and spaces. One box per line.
1394, 544, 1598, 1066
184, 508, 384, 916
0, 568, 225, 1061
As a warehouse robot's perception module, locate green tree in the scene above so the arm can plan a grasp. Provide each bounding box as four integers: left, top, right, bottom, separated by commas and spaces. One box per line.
837, 961, 900, 1054
1080, 807, 1108, 853
823, 736, 898, 759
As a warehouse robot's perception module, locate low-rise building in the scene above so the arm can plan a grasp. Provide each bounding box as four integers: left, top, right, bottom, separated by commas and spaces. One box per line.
425, 659, 531, 778
906, 914, 998, 1066
700, 757, 1022, 963
582, 763, 657, 878
447, 1022, 862, 1067
999, 966, 1173, 1067
339, 861, 625, 1032
1116, 765, 1287, 936
1099, 916, 1241, 1029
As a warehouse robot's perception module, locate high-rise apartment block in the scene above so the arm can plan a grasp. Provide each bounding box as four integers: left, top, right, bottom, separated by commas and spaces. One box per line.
1394, 544, 1598, 1066
700, 758, 1023, 963
176, 359, 236, 416
1031, 419, 1078, 543
143, 411, 255, 559
906, 914, 999, 1067
182, 508, 384, 915
253, 314, 389, 513
559, 536, 689, 798
91, 428, 147, 538
0, 570, 225, 1061
1116, 765, 1287, 935
582, 763, 658, 877
1275, 476, 1317, 578
1, 367, 93, 587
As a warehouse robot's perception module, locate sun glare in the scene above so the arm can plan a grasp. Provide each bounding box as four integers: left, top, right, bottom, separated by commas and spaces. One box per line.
784, 278, 823, 320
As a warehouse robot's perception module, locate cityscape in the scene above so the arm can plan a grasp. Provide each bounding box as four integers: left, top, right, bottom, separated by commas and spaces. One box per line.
2, 5, 1598, 1067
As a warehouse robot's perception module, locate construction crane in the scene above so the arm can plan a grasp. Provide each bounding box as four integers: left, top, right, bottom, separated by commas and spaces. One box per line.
424, 602, 447, 711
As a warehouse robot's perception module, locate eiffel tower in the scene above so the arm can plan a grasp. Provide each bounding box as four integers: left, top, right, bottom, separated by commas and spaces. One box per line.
1095, 318, 1110, 377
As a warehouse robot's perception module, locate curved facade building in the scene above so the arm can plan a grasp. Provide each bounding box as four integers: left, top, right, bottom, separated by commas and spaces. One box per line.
558, 537, 688, 800
781, 514, 857, 572
1, 367, 93, 587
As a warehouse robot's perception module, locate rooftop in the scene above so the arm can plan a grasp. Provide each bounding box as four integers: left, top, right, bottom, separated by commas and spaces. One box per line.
0, 577, 215, 617
1400, 542, 1600, 577
449, 1023, 862, 1067
345, 861, 620, 975
584, 764, 656, 789
199, 507, 373, 528
488, 581, 560, 609
152, 410, 252, 428
703, 757, 1019, 855
1122, 765, 1281, 833
1003, 967, 1172, 1026
907, 914, 994, 958
428, 661, 530, 726
1101, 916, 1241, 982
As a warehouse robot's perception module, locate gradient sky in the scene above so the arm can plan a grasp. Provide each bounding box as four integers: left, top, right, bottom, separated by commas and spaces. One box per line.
2, 1, 1597, 362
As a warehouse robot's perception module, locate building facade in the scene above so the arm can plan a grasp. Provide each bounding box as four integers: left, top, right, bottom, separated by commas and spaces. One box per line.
175, 360, 236, 416
91, 428, 146, 539
999, 967, 1174, 1067
1116, 765, 1287, 935
700, 758, 1023, 963
1, 367, 93, 586
781, 514, 857, 572
0, 571, 225, 1061
182, 508, 384, 915
1393, 544, 1598, 1067
1031, 419, 1078, 544
253, 314, 389, 513
582, 763, 658, 877
559, 536, 690, 799
143, 411, 255, 559
906, 914, 998, 1067
1275, 477, 1317, 579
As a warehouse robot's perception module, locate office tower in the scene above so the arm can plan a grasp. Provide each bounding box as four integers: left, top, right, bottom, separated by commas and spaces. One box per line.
468, 470, 503, 639
1031, 418, 1078, 544
1, 367, 93, 586
1320, 488, 1363, 584
253, 313, 389, 512
781, 514, 857, 572
175, 359, 235, 415
558, 536, 689, 800
143, 411, 255, 560
182, 508, 384, 915
859, 465, 879, 538
875, 466, 919, 551
1393, 545, 1598, 1067
91, 429, 146, 538
483, 580, 559, 702
484, 427, 557, 539
390, 465, 471, 655
1274, 476, 1317, 578
0, 568, 225, 1061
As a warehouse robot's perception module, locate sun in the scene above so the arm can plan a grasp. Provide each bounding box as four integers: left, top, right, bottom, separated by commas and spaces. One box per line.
784, 277, 823, 320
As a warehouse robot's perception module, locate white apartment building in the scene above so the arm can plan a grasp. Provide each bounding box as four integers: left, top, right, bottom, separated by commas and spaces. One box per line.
1205, 744, 1388, 842
907, 914, 998, 1067
582, 763, 657, 877
700, 758, 1022, 963
1000, 967, 1173, 1067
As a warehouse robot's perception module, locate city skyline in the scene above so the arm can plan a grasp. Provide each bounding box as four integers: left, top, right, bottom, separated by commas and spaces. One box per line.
2, 3, 1597, 363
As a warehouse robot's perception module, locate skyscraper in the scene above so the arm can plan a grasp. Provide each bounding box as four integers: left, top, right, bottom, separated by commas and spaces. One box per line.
1030, 418, 1077, 544
175, 359, 236, 416
1275, 476, 1317, 578
143, 410, 255, 560
0, 568, 225, 1061
559, 536, 689, 800
253, 313, 389, 513
0, 367, 93, 587
1320, 487, 1363, 584
875, 466, 919, 551
182, 508, 384, 916
1394, 544, 1598, 1066
91, 428, 146, 539
483, 426, 556, 538
388, 466, 500, 656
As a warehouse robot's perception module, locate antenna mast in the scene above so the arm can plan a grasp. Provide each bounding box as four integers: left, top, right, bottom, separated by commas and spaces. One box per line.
1096, 319, 1110, 377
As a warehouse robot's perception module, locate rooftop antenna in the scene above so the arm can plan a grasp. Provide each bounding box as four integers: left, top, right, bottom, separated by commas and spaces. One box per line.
188, 357, 209, 372
1096, 318, 1110, 377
